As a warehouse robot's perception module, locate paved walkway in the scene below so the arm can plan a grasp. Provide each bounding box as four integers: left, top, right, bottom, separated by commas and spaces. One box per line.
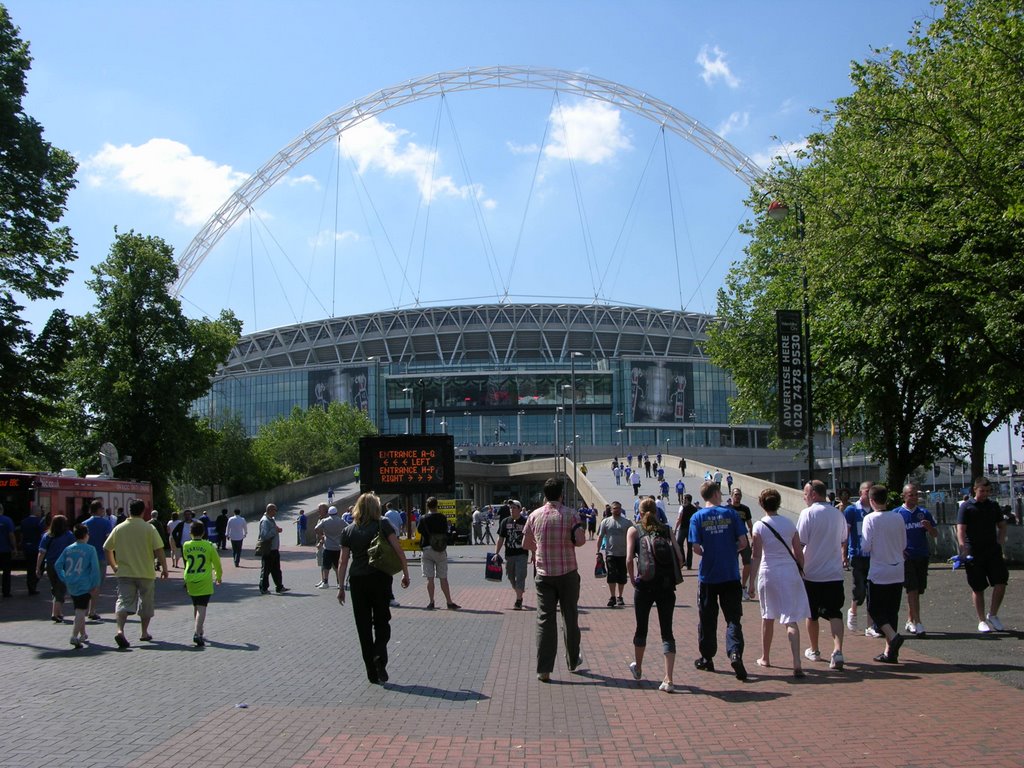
1, 520, 1022, 767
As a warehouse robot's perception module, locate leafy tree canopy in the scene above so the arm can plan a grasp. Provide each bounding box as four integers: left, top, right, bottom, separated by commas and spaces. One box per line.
70, 231, 241, 507
252, 401, 376, 480
0, 6, 78, 430
710, 0, 1023, 487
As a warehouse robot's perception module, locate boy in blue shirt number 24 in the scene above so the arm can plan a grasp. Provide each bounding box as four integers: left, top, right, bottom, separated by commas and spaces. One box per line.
54, 525, 101, 649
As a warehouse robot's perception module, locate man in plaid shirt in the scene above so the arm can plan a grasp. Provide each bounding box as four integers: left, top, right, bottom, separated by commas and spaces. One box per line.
523, 477, 587, 682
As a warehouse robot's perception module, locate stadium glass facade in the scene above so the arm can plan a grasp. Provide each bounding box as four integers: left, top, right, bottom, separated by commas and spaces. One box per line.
194, 303, 769, 452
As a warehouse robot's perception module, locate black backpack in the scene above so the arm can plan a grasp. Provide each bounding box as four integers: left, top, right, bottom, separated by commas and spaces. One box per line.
636, 526, 680, 584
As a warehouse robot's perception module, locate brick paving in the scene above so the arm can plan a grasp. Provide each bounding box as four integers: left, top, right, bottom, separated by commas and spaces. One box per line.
1, 528, 1022, 767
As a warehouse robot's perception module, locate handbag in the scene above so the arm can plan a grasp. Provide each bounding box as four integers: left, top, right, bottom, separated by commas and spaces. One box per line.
594, 552, 607, 578
485, 552, 504, 581
254, 538, 270, 556
368, 522, 403, 576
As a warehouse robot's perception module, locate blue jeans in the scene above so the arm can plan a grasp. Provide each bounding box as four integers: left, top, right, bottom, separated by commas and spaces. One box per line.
697, 580, 744, 660
535, 570, 581, 674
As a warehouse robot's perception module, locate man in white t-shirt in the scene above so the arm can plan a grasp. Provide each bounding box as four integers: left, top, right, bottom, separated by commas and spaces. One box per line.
225, 509, 248, 567
797, 480, 849, 670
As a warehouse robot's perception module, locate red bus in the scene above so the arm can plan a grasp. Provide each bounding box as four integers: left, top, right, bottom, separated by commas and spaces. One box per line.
0, 471, 153, 560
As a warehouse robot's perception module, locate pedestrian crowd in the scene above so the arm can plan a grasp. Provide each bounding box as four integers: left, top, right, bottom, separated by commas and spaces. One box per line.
0, 471, 1011, 692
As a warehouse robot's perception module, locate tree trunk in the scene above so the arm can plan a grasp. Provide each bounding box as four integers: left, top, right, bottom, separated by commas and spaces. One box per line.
968, 411, 1007, 481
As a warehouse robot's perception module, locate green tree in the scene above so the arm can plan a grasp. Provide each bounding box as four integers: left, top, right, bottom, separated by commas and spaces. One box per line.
0, 7, 78, 430
70, 231, 241, 508
252, 401, 375, 479
176, 413, 266, 500
710, 0, 1024, 486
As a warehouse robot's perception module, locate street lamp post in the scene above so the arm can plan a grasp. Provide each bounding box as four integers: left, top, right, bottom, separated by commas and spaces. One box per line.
768, 199, 814, 485
402, 387, 414, 434
570, 352, 583, 509
426, 408, 435, 434
367, 356, 384, 432
553, 406, 563, 476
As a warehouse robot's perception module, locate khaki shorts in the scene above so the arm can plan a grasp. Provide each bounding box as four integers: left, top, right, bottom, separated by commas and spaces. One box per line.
115, 577, 156, 619
421, 547, 449, 579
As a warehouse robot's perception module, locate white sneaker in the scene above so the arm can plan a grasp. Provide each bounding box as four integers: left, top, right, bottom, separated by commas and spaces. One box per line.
829, 650, 844, 670
865, 626, 884, 638
978, 620, 993, 633
315, 581, 327, 588
986, 614, 1006, 631
628, 661, 641, 681
846, 608, 857, 631
804, 648, 821, 662
914, 622, 925, 636
904, 620, 917, 634
658, 681, 674, 693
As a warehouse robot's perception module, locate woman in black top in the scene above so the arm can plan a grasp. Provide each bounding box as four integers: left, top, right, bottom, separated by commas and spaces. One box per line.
337, 492, 410, 684
626, 497, 684, 693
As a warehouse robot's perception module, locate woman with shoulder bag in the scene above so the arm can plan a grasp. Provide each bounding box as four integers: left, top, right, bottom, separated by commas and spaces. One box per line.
749, 488, 811, 677
625, 497, 684, 693
337, 492, 410, 684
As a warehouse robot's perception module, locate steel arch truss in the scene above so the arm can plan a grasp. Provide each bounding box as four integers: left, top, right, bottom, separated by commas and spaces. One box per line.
172, 65, 765, 297
219, 302, 713, 374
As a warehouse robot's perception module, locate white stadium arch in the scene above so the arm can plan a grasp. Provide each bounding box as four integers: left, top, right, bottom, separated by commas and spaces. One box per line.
171, 65, 766, 297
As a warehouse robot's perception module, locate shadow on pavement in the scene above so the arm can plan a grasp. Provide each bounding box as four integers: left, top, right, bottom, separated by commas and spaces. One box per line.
696, 688, 791, 703
381, 683, 488, 701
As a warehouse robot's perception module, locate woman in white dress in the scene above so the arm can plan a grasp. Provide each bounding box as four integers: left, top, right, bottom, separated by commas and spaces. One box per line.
748, 488, 810, 677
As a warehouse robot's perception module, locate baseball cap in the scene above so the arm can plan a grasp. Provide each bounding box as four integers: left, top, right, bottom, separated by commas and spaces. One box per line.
328, 506, 338, 515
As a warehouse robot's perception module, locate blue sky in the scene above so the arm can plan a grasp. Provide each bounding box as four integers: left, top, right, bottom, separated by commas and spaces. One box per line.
9, 1, 1014, 461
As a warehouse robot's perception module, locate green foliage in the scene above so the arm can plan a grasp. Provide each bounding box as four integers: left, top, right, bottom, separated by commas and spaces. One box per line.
0, 7, 79, 431
711, 0, 1024, 487
70, 231, 241, 508
252, 401, 376, 480
176, 413, 270, 499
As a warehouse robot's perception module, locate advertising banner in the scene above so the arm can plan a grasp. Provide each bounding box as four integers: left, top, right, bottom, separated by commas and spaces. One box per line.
776, 309, 806, 440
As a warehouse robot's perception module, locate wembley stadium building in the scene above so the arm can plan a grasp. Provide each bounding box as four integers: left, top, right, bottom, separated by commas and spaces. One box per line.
195, 302, 771, 456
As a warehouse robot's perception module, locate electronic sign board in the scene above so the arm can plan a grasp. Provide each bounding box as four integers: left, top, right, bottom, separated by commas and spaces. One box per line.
359, 434, 456, 494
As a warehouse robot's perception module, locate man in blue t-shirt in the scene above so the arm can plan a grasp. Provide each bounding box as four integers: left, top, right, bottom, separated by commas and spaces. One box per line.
895, 483, 936, 636
0, 502, 17, 598
843, 481, 873, 632
82, 499, 113, 620
689, 480, 749, 681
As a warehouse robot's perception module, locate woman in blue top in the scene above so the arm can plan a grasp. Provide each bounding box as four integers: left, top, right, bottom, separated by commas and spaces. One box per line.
35, 515, 75, 623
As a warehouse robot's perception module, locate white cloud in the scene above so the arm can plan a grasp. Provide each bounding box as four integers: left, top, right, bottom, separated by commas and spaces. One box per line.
506, 140, 540, 155
716, 111, 749, 138
544, 100, 632, 164
696, 45, 740, 89
308, 229, 360, 249
285, 173, 320, 189
751, 138, 810, 169
85, 138, 249, 227
339, 116, 495, 208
